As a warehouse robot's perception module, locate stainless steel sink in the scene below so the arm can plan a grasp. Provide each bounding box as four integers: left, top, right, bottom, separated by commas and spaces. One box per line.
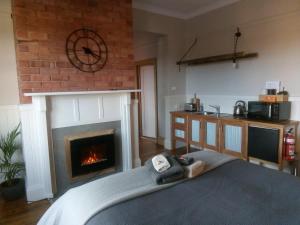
197, 112, 232, 118
197, 111, 215, 115
217, 113, 232, 118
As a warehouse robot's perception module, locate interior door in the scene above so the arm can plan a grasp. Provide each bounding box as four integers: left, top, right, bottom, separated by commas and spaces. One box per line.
140, 65, 157, 138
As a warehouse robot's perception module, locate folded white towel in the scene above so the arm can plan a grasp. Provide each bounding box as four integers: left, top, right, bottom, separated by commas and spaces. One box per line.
152, 154, 171, 173
185, 160, 206, 178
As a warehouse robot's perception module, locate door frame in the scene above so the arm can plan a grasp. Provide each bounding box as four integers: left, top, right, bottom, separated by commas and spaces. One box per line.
135, 58, 158, 141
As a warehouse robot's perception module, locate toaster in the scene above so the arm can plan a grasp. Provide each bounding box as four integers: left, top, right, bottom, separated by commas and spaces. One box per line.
184, 103, 196, 112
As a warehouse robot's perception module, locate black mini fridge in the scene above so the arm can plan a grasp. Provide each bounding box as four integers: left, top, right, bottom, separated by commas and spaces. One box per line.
248, 126, 280, 163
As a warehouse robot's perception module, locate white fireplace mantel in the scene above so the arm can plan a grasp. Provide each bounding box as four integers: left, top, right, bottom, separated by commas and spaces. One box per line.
24, 89, 141, 97
20, 90, 141, 202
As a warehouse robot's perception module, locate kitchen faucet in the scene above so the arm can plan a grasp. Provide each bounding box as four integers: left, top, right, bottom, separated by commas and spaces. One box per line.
209, 105, 220, 114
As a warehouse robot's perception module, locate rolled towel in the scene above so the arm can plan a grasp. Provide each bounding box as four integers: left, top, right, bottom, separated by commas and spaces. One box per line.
145, 155, 185, 185
184, 160, 206, 178
151, 154, 170, 173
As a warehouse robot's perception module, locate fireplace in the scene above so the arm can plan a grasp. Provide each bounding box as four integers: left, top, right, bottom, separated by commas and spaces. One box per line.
20, 91, 141, 201
64, 129, 116, 179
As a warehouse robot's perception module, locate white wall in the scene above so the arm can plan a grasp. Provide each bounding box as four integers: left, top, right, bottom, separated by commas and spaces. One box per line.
133, 31, 161, 61
0, 0, 21, 182
134, 41, 158, 61
185, 0, 300, 97
0, 0, 20, 137
133, 0, 300, 148
182, 0, 300, 151
0, 0, 19, 105
0, 0, 20, 135
133, 9, 187, 141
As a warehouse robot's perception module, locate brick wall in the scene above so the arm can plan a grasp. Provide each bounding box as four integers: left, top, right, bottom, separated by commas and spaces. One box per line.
12, 0, 136, 103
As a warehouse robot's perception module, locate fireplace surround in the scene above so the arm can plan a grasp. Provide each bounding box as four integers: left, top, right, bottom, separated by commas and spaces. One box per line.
20, 90, 141, 201
51, 122, 122, 195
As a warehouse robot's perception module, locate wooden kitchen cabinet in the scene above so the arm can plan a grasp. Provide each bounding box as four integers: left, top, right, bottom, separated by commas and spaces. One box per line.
203, 117, 219, 151
220, 119, 247, 159
170, 111, 299, 170
188, 115, 204, 148
172, 113, 220, 152
171, 112, 189, 153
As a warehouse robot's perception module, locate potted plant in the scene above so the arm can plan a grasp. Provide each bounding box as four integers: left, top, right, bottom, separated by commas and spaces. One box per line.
0, 124, 25, 201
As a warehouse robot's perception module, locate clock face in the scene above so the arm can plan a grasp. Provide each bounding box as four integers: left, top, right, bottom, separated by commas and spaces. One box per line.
66, 28, 108, 73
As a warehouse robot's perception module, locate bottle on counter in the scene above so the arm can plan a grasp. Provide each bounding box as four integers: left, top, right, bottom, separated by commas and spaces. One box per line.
191, 93, 201, 112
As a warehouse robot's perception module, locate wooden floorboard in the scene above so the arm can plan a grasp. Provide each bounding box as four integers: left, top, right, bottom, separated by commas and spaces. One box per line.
139, 137, 165, 165
0, 138, 167, 225
0, 197, 50, 225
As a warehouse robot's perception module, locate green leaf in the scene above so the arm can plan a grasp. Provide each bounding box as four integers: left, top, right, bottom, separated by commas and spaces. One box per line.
0, 123, 24, 184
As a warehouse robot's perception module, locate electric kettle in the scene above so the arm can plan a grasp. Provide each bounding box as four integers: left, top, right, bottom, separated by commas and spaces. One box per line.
233, 100, 246, 116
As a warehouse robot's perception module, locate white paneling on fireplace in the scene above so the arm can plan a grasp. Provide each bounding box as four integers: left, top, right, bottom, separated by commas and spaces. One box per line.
20, 99, 53, 201
20, 90, 141, 202
50, 94, 122, 129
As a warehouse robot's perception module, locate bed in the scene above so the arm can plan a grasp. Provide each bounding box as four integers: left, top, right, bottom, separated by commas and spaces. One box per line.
38, 150, 300, 225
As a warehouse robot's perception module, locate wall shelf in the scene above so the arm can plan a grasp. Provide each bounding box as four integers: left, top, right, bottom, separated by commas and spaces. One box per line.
176, 52, 258, 66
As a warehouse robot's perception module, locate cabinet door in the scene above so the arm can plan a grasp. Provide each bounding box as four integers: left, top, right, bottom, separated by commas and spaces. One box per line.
221, 121, 246, 158
203, 118, 219, 151
189, 117, 203, 148
171, 114, 188, 144
174, 129, 185, 139
175, 117, 185, 124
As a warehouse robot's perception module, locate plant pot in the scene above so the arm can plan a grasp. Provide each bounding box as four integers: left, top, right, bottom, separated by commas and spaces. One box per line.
0, 178, 25, 201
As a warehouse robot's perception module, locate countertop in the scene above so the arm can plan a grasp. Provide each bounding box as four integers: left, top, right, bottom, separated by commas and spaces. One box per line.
171, 111, 299, 126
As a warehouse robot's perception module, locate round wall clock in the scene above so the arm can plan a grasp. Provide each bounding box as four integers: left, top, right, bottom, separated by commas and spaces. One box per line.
66, 28, 108, 73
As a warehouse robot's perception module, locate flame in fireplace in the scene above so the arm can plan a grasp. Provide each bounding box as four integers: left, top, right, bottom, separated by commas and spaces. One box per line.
81, 151, 107, 166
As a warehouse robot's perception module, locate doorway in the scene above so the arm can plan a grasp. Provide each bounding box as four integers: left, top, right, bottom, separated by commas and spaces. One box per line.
136, 58, 158, 140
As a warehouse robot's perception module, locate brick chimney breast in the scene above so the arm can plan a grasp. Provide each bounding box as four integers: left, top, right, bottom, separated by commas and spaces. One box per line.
12, 0, 136, 103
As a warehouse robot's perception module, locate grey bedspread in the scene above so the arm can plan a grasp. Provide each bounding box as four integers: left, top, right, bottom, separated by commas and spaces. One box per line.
38, 150, 234, 225
88, 159, 300, 225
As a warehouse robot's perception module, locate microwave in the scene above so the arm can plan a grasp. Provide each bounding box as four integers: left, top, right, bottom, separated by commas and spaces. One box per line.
248, 101, 291, 121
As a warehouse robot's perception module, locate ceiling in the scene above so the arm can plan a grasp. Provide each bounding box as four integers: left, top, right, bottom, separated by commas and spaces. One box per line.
132, 0, 240, 20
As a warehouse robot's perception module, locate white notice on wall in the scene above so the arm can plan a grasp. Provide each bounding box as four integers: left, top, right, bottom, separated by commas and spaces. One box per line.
265, 80, 281, 91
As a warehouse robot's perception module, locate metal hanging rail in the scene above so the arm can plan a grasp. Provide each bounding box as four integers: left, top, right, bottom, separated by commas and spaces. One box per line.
176, 27, 258, 67
176, 52, 258, 66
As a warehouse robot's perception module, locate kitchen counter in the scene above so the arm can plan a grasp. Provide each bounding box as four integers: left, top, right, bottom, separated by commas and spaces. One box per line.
171, 111, 299, 127
171, 111, 299, 171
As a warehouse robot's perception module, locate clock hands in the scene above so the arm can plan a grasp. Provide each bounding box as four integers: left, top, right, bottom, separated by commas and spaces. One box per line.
82, 47, 100, 59
82, 46, 91, 54
90, 51, 100, 59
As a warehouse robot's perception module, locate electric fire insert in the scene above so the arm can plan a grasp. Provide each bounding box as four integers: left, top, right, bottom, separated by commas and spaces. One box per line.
64, 129, 115, 179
